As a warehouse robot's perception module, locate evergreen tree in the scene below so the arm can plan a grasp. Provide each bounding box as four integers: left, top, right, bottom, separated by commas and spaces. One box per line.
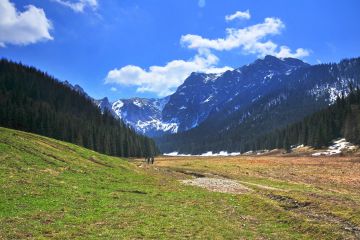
0, 59, 159, 157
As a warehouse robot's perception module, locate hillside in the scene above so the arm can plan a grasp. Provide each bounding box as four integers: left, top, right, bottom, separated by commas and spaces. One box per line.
1, 127, 360, 239
0, 59, 158, 157
0, 127, 253, 238
249, 88, 360, 152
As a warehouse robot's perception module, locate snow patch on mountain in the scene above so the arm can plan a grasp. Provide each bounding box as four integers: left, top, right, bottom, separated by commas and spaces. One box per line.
135, 119, 178, 134
266, 94, 287, 108
201, 95, 213, 103
95, 96, 177, 136
203, 73, 223, 83
307, 78, 354, 104
112, 100, 124, 116
133, 99, 143, 107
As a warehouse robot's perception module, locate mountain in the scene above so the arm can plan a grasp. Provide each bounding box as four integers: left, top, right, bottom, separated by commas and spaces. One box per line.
0, 59, 158, 157
95, 96, 178, 136
78, 55, 359, 154
162, 55, 310, 131
156, 57, 360, 154
98, 55, 309, 135
62, 80, 92, 99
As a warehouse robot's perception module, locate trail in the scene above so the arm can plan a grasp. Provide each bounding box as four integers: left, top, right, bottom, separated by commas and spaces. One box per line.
182, 177, 251, 194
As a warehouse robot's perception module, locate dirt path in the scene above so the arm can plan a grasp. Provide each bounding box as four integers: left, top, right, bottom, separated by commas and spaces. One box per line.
237, 180, 286, 191
181, 177, 251, 194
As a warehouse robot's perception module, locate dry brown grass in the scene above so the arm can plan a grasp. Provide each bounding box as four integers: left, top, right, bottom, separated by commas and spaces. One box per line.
154, 155, 360, 192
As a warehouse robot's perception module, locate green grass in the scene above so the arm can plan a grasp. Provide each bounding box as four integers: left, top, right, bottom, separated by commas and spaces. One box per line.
0, 127, 357, 239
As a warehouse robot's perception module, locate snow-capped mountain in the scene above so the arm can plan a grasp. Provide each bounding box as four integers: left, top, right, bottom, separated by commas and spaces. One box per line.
156, 57, 360, 154
162, 55, 309, 131
95, 55, 309, 135
93, 56, 360, 141
95, 96, 178, 136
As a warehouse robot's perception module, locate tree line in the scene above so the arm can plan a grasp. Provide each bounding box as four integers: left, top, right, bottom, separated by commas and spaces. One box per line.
248, 87, 360, 152
0, 59, 158, 157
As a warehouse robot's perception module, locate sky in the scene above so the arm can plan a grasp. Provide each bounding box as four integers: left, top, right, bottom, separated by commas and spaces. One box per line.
1, 0, 360, 101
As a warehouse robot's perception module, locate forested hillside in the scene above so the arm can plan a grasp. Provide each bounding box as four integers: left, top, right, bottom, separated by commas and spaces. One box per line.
249, 87, 360, 152
0, 59, 158, 157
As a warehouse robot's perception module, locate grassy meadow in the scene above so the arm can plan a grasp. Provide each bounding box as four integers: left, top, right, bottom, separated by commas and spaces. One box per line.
1, 127, 359, 239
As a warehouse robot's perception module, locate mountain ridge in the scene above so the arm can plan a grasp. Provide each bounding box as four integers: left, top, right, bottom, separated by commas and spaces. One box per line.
96, 55, 311, 135
156, 57, 360, 154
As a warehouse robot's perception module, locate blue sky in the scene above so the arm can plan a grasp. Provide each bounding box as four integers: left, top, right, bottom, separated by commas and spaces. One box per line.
1, 0, 360, 101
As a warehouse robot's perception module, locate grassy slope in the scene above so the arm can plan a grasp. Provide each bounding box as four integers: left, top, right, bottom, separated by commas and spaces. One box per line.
0, 127, 357, 239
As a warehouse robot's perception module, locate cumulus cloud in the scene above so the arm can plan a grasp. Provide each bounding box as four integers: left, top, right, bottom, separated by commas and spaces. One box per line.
53, 0, 98, 13
106, 11, 310, 96
105, 50, 232, 97
225, 10, 250, 21
0, 0, 53, 47
181, 17, 309, 58
110, 87, 117, 92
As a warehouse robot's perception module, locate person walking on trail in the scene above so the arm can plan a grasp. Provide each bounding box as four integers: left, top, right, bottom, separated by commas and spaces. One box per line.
151, 156, 154, 164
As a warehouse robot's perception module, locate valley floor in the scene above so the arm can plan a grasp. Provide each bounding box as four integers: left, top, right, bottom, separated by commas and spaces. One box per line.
1, 127, 360, 239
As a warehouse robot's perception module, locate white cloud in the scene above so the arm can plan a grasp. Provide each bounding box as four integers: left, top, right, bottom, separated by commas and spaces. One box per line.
181, 17, 309, 58
110, 87, 117, 92
105, 11, 310, 97
53, 0, 98, 13
198, 0, 206, 8
0, 0, 53, 47
105, 50, 232, 97
225, 10, 250, 22
181, 18, 283, 51
276, 46, 310, 59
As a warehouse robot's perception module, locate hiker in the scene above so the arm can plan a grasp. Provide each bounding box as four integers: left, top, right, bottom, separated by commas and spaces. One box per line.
151, 156, 154, 164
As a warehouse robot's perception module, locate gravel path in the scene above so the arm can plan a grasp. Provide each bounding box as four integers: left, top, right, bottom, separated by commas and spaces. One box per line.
181, 177, 251, 194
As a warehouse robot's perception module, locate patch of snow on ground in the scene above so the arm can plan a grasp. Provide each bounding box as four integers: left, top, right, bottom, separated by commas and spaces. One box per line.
291, 144, 304, 149
164, 152, 192, 157
312, 138, 357, 156
164, 151, 241, 157
243, 151, 253, 155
